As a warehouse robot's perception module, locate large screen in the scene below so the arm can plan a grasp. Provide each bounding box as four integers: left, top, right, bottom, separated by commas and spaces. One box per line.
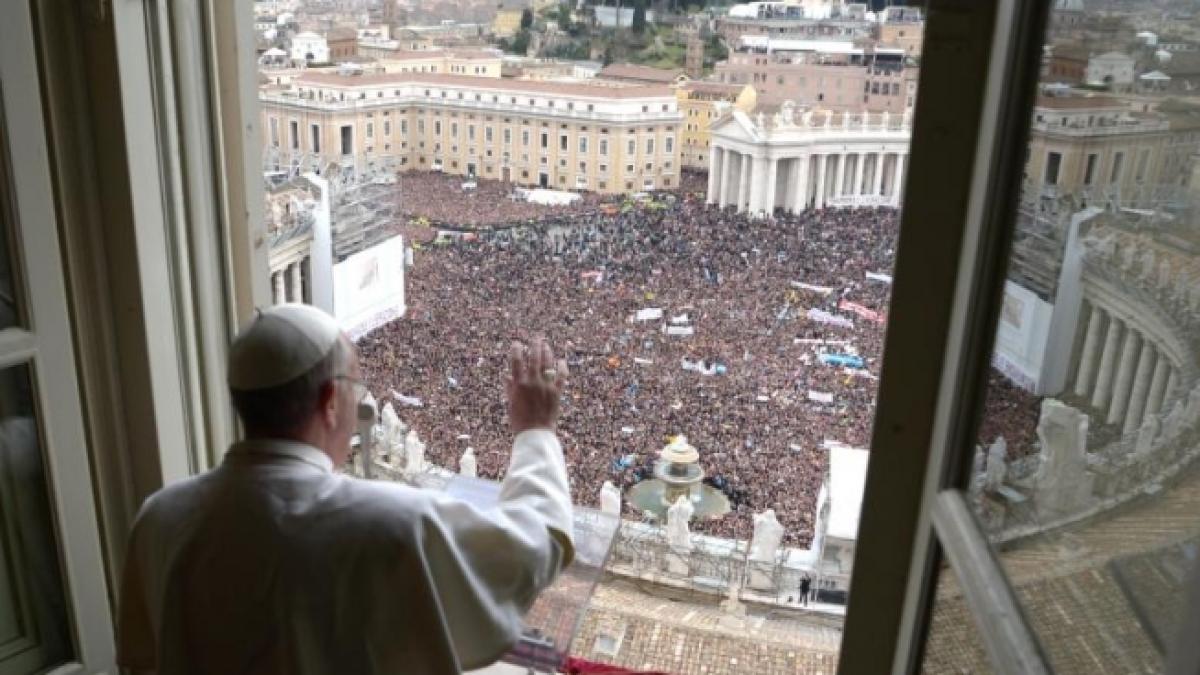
333, 235, 406, 341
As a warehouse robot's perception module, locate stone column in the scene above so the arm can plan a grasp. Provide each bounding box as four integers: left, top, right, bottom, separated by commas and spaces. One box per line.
1107, 329, 1142, 426
273, 270, 286, 305
815, 154, 827, 209
290, 262, 304, 302
1124, 339, 1157, 433
764, 158, 778, 216
707, 147, 722, 204
891, 153, 906, 206
1145, 355, 1171, 420
748, 156, 767, 214
834, 152, 846, 202
853, 152, 865, 198
1165, 370, 1179, 407
718, 150, 733, 207
878, 151, 888, 195
1091, 317, 1124, 411
1073, 305, 1105, 398
738, 153, 752, 212
795, 154, 810, 212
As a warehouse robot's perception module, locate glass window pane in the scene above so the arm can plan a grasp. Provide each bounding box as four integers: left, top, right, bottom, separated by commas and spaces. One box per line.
0, 98, 22, 330
921, 563, 996, 674
0, 363, 74, 671
967, 0, 1200, 668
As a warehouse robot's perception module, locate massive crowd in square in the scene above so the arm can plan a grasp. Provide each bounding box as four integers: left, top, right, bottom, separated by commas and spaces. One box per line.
356, 173, 1042, 547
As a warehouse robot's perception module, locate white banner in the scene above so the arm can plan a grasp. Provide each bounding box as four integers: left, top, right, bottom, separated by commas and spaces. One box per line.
665, 325, 694, 336
866, 271, 893, 284
806, 308, 854, 329
807, 390, 834, 404
790, 281, 835, 295
334, 235, 407, 340
634, 308, 664, 322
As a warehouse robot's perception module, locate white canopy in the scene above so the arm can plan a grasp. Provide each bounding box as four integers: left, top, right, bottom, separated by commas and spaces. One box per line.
1140, 70, 1172, 81
263, 47, 287, 57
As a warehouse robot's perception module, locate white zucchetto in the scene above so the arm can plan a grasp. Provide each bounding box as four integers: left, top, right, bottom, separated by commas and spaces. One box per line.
227, 303, 342, 391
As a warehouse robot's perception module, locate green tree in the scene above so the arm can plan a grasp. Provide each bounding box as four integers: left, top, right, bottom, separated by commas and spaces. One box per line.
557, 2, 572, 31
631, 0, 647, 34
511, 29, 531, 54
520, 7, 534, 29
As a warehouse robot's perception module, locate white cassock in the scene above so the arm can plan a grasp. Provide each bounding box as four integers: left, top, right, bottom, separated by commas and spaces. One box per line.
117, 429, 574, 675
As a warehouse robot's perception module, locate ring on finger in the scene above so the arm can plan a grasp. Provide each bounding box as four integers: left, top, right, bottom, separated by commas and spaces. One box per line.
542, 368, 558, 382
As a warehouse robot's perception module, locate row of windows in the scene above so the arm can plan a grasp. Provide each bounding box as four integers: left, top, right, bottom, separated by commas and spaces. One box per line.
268, 115, 675, 158
295, 87, 678, 115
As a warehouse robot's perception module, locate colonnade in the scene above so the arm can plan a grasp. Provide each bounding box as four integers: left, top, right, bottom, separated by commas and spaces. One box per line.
1072, 301, 1180, 434
707, 145, 908, 216
271, 257, 309, 305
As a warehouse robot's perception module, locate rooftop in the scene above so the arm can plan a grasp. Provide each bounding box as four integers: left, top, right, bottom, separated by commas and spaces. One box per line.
1034, 95, 1126, 110
292, 71, 676, 99
597, 63, 687, 83
827, 445, 869, 541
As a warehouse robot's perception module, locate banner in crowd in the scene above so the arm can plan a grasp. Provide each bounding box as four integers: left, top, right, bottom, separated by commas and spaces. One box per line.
791, 281, 835, 295
334, 235, 406, 341
633, 307, 663, 322
838, 299, 886, 324
670, 313, 690, 325
807, 308, 854, 329
866, 271, 893, 284
389, 389, 424, 407
818, 353, 865, 369
807, 390, 835, 404
665, 325, 694, 336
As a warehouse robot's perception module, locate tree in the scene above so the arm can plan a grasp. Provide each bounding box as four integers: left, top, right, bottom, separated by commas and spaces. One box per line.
557, 2, 572, 31
520, 7, 534, 30
631, 0, 647, 34
511, 29, 531, 55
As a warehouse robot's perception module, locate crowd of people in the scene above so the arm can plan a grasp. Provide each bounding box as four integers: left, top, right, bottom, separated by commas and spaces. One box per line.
358, 187, 1043, 548
395, 171, 609, 229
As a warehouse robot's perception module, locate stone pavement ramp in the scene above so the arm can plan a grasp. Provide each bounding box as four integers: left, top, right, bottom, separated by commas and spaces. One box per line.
571, 580, 842, 674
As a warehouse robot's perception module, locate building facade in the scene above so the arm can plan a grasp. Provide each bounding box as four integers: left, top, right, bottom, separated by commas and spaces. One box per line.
260, 72, 684, 194
1022, 95, 1200, 212
707, 106, 912, 215
676, 82, 757, 170
714, 38, 917, 111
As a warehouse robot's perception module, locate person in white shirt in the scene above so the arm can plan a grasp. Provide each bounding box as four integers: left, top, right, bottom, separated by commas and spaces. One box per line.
116, 304, 574, 674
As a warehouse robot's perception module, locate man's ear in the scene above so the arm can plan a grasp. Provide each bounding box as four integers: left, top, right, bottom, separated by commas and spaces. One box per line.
318, 380, 339, 428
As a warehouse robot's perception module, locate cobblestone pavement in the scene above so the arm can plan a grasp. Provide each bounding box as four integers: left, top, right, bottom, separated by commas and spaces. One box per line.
922, 457, 1200, 674
571, 579, 842, 675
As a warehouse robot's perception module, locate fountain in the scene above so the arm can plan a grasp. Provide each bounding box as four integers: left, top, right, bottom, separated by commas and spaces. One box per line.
627, 436, 731, 521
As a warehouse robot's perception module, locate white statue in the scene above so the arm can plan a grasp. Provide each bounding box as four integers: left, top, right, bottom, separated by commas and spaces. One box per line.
1033, 399, 1093, 516
801, 109, 814, 127
1165, 400, 1186, 439
902, 107, 913, 127
984, 436, 1007, 490
842, 111, 851, 130
749, 509, 785, 562
824, 110, 833, 128
380, 402, 404, 455
459, 447, 477, 477
755, 112, 766, 129
600, 480, 622, 516
861, 109, 869, 130
881, 110, 890, 129
666, 495, 694, 550
404, 429, 425, 474
780, 100, 795, 126
1135, 415, 1160, 456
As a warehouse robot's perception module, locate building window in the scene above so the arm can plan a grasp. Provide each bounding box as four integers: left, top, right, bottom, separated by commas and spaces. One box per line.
523, 130, 530, 146
269, 117, 279, 147
289, 120, 298, 150
665, 136, 673, 154
504, 128, 511, 144
600, 139, 608, 156
366, 122, 374, 139
646, 138, 655, 155
1110, 151, 1124, 184
1083, 153, 1097, 186
468, 125, 475, 141
451, 122, 458, 137
579, 161, 586, 173
435, 121, 442, 135
579, 136, 588, 154
627, 139, 636, 155
560, 134, 568, 151
541, 131, 549, 149
310, 123, 321, 153
1045, 151, 1061, 185
486, 126, 493, 143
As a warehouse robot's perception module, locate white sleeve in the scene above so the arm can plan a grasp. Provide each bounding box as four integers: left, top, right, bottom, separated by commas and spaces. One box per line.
417, 428, 575, 669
